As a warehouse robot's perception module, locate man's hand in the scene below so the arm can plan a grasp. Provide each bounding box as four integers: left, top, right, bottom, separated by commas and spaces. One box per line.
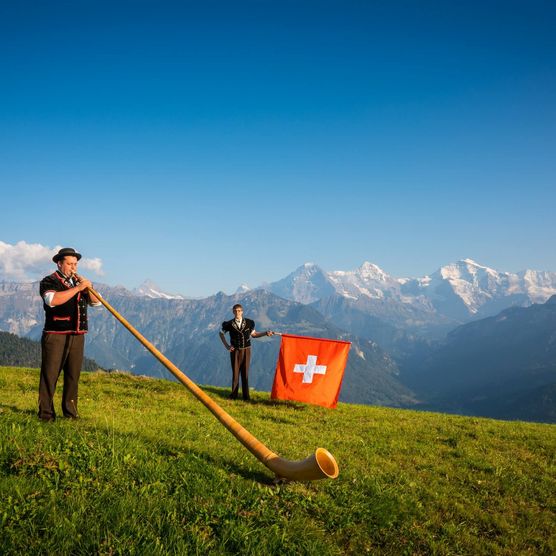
219, 331, 234, 352
77, 278, 92, 291
50, 275, 94, 307
74, 274, 92, 291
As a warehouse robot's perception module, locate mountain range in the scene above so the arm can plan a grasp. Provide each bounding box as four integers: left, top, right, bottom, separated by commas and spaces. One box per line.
262, 258, 556, 325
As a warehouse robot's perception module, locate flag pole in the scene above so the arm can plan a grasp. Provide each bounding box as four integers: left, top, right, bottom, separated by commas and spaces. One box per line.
88, 287, 339, 481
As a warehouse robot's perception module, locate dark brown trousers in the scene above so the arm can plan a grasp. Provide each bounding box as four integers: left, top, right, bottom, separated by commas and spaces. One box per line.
230, 346, 251, 400
38, 333, 85, 420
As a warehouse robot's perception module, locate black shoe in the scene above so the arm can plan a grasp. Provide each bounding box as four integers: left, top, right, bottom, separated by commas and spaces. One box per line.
39, 416, 55, 422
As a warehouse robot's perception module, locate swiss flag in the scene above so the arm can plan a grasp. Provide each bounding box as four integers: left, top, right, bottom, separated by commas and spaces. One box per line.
271, 334, 351, 409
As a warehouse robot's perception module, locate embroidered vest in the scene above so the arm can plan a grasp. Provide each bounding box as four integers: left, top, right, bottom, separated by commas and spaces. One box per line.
39, 271, 89, 334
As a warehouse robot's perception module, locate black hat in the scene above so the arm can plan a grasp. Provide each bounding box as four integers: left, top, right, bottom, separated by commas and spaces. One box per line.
53, 247, 82, 263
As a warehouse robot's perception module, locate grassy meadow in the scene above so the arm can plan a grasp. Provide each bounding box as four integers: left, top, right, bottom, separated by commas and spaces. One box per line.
0, 365, 554, 555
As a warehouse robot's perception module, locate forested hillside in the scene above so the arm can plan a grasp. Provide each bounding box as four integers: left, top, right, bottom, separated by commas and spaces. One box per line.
0, 331, 101, 371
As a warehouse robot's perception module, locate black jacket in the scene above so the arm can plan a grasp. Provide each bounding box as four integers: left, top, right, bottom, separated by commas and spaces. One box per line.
221, 318, 255, 349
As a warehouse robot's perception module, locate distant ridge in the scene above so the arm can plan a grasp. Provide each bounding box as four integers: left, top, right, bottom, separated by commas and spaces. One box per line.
403, 295, 556, 423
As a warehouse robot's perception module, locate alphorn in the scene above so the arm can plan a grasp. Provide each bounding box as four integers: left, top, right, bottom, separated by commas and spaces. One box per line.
88, 287, 339, 481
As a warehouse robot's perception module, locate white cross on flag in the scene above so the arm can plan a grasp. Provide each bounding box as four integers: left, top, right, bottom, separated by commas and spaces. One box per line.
271, 334, 351, 408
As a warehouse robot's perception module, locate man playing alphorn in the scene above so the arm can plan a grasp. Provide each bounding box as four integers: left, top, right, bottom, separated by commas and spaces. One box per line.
38, 247, 100, 421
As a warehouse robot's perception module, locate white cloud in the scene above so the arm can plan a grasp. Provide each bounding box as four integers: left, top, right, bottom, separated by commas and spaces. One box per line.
0, 240, 104, 282
80, 257, 104, 275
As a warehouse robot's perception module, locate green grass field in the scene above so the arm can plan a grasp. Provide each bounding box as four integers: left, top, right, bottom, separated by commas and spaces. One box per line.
1, 365, 554, 555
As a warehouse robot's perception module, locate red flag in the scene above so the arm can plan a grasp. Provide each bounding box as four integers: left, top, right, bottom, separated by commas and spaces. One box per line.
271, 334, 351, 408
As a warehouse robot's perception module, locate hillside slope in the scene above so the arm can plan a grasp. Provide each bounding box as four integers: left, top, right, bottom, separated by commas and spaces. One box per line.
1, 366, 554, 555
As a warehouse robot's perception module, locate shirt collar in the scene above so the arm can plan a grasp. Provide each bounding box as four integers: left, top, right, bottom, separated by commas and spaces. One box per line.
56, 270, 74, 284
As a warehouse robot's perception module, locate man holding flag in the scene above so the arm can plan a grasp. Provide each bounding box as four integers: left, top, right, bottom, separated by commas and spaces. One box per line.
219, 304, 273, 400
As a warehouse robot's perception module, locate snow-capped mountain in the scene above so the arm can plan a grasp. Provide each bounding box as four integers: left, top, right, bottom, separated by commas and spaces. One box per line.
403, 259, 556, 320
133, 280, 185, 300
263, 262, 336, 304
328, 261, 409, 301
235, 284, 251, 294
259, 259, 556, 324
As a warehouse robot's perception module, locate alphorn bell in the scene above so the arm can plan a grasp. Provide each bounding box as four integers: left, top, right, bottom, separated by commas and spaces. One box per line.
88, 287, 339, 481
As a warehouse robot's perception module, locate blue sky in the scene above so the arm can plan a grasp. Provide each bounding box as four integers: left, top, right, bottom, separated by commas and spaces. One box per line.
1, 1, 555, 296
